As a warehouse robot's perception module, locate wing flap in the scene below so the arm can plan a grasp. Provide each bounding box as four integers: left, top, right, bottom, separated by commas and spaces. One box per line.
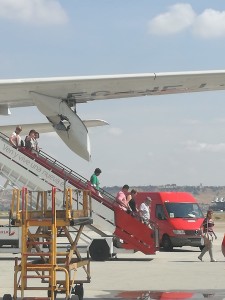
31, 92, 91, 161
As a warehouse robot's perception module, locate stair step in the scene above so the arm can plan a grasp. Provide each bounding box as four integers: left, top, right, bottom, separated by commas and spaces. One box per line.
23, 252, 52, 256
23, 275, 51, 279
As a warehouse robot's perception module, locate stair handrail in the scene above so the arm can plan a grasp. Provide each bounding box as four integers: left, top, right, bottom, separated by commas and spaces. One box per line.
0, 131, 117, 207
0, 132, 135, 214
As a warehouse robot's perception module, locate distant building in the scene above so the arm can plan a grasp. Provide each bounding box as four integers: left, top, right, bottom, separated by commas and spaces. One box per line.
210, 200, 225, 211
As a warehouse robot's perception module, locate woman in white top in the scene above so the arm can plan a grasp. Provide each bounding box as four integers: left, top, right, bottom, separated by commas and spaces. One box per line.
9, 126, 22, 148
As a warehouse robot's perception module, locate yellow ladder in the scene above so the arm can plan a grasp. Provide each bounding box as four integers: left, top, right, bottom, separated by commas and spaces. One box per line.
12, 187, 91, 300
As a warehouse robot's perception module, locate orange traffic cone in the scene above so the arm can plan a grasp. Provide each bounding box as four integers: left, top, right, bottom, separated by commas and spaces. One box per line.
221, 234, 225, 257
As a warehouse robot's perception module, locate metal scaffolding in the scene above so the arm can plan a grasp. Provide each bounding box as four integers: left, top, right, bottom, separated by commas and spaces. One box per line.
10, 186, 92, 300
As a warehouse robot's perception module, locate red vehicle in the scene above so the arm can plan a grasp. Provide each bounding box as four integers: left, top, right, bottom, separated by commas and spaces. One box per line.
136, 192, 204, 251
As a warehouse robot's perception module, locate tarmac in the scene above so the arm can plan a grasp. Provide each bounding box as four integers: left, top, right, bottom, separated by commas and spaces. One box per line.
0, 222, 224, 300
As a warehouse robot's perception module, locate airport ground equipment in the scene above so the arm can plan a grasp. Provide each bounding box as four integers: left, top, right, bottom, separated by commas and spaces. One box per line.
0, 132, 158, 259
5, 186, 92, 300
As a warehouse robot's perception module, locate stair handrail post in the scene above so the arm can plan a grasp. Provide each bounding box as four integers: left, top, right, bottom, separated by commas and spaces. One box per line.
21, 186, 28, 296
51, 186, 57, 297
65, 188, 72, 221
21, 187, 28, 225
83, 190, 88, 217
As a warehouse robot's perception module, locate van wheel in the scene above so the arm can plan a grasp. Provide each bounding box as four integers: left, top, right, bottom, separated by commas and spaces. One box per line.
162, 235, 173, 251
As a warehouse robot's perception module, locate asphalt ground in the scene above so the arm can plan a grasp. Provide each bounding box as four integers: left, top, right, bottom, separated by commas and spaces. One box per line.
0, 222, 224, 300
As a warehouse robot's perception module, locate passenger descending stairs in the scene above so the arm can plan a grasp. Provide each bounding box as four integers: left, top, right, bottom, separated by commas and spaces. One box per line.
0, 132, 158, 255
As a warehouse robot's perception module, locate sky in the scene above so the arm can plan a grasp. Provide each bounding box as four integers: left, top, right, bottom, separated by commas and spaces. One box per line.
1, 0, 225, 187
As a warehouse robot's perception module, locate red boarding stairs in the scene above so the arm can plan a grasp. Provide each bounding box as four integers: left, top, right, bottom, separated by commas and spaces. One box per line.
0, 132, 158, 255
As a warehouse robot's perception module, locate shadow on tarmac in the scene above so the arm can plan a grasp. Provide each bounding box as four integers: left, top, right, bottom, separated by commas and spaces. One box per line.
108, 257, 154, 262
160, 248, 201, 253
85, 289, 225, 299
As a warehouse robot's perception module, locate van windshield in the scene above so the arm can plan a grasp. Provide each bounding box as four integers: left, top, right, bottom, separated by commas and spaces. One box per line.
164, 202, 204, 219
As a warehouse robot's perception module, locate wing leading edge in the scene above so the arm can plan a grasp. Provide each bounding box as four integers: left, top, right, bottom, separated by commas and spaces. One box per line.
0, 70, 225, 108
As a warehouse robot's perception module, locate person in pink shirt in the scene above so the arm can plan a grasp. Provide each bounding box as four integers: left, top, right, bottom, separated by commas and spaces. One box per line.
116, 184, 130, 212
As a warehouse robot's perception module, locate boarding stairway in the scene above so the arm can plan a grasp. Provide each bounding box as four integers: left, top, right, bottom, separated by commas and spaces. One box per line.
0, 132, 158, 257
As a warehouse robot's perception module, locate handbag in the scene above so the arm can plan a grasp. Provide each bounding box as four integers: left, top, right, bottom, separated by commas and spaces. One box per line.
203, 219, 213, 245
203, 232, 213, 245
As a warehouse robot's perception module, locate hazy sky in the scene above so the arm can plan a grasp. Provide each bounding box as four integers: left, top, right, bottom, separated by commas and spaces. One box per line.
1, 1, 225, 187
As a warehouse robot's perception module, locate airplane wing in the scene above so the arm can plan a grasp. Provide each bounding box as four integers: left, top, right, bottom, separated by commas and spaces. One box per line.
0, 70, 225, 160
0, 120, 109, 136
0, 70, 225, 108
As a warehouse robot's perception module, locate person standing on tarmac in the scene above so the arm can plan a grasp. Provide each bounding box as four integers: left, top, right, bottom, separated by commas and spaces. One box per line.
198, 209, 217, 262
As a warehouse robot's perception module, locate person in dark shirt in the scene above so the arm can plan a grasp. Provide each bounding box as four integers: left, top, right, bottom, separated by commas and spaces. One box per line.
198, 209, 217, 262
127, 189, 138, 216
25, 129, 36, 150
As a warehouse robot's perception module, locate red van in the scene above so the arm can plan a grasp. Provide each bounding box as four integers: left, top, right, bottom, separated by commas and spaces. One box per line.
136, 192, 204, 251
